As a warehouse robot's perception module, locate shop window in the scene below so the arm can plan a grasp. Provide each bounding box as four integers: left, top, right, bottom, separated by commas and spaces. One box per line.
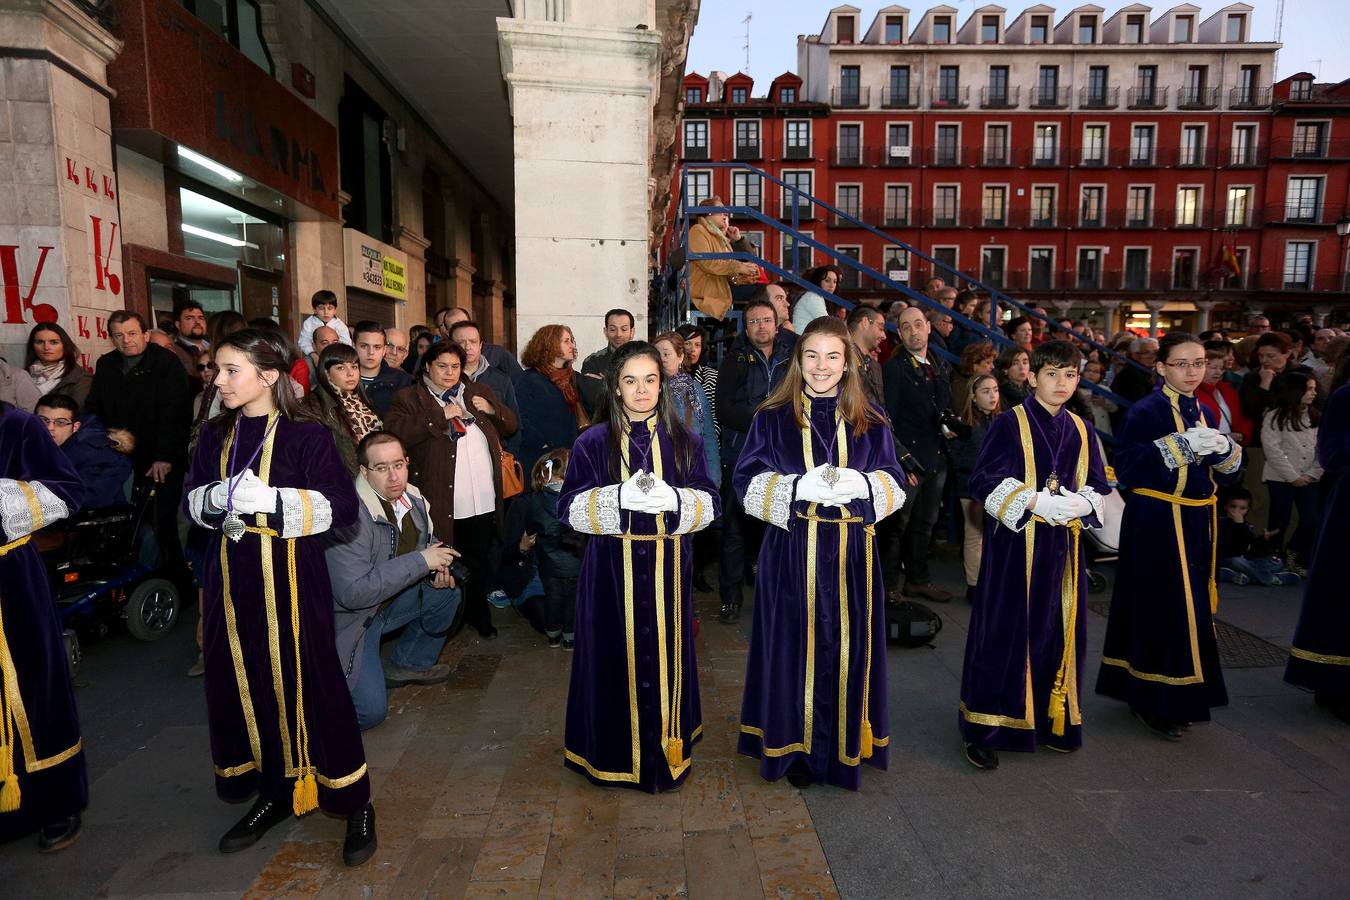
178, 186, 285, 273
179, 0, 275, 76
340, 77, 394, 243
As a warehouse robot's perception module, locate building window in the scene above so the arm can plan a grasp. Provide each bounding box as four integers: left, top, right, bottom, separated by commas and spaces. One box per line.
1173, 249, 1198, 288
1174, 15, 1194, 42
1080, 186, 1104, 226
786, 120, 811, 158
1238, 66, 1259, 105
732, 172, 762, 211
934, 185, 958, 226
982, 186, 1007, 226
985, 124, 1009, 165
836, 247, 861, 289
1081, 125, 1106, 164
1086, 66, 1109, 105
1176, 187, 1201, 226
685, 87, 702, 105
839, 66, 861, 105
837, 15, 856, 43
837, 124, 861, 165
885, 15, 905, 43
936, 124, 960, 165
1225, 248, 1249, 288
987, 66, 1009, 104
884, 247, 910, 281
685, 170, 712, 205
1135, 66, 1158, 104
1290, 78, 1314, 101
1185, 66, 1208, 104
781, 232, 813, 273
178, 187, 284, 272
1037, 66, 1059, 105
1285, 177, 1323, 222
1226, 187, 1252, 226
884, 185, 910, 225
779, 86, 797, 104
1127, 186, 1152, 226
1033, 124, 1058, 165
1226, 14, 1245, 42
888, 66, 911, 105
782, 171, 813, 217
981, 247, 1007, 288
1030, 248, 1054, 289
836, 185, 861, 222
933, 247, 959, 279
933, 15, 952, 43
1181, 125, 1206, 165
1125, 14, 1145, 43
731, 87, 748, 104
1079, 16, 1097, 44
1284, 242, 1315, 289
887, 123, 912, 162
183, 0, 275, 75
938, 66, 961, 103
1232, 125, 1257, 165
1032, 186, 1056, 227
1294, 122, 1327, 157
1130, 125, 1155, 164
982, 15, 1000, 42
682, 120, 709, 158
339, 77, 393, 242
1124, 248, 1150, 289
735, 120, 760, 157
1077, 248, 1102, 289
1029, 15, 1049, 43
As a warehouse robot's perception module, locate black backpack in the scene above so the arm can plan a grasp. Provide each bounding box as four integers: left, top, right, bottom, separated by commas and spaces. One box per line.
886, 600, 942, 647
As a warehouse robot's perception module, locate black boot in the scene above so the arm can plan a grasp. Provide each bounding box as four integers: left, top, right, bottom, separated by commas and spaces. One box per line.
219, 796, 291, 853
719, 603, 741, 624
964, 743, 999, 770
37, 815, 82, 853
343, 803, 377, 867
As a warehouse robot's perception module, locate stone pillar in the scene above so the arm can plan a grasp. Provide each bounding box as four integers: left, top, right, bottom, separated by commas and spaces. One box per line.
1144, 299, 1167, 338
1193, 300, 1216, 333
451, 260, 476, 315
1313, 304, 1334, 327
0, 1, 121, 365
498, 10, 660, 361
395, 226, 431, 330
1095, 300, 1122, 335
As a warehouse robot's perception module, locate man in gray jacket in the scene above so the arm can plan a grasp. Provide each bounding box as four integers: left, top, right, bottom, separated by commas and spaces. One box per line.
328, 431, 461, 730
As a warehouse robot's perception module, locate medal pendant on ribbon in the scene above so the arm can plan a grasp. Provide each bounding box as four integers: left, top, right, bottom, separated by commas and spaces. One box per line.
821, 464, 840, 488
1045, 471, 1060, 493
636, 471, 655, 494
222, 512, 246, 543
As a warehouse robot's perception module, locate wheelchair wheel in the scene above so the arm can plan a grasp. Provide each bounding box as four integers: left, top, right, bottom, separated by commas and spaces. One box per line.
64, 629, 81, 678
125, 578, 180, 641
1088, 570, 1108, 595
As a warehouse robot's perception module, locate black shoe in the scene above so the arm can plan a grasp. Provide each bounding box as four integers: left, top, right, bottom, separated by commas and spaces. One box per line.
475, 624, 498, 640
1132, 708, 1182, 742
785, 768, 813, 789
343, 803, 377, 867
1044, 743, 1079, 754
37, 815, 82, 853
548, 634, 562, 648
965, 586, 976, 603
964, 743, 999, 770
562, 638, 575, 651
219, 797, 291, 853
902, 582, 954, 603
719, 603, 740, 624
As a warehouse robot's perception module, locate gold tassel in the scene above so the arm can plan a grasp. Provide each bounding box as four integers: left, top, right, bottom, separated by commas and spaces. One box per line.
302, 771, 318, 812
665, 738, 684, 767
1048, 688, 1067, 737
0, 776, 19, 813
292, 774, 307, 816
860, 720, 874, 760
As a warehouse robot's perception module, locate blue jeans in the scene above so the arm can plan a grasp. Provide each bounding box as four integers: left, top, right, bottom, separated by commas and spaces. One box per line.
352, 581, 460, 730
1219, 556, 1287, 586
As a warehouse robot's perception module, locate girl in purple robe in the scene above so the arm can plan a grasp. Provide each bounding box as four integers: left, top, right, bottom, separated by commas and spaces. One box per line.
960, 341, 1110, 770
0, 403, 86, 852
183, 330, 376, 867
734, 318, 906, 790
557, 342, 719, 792
1097, 333, 1243, 741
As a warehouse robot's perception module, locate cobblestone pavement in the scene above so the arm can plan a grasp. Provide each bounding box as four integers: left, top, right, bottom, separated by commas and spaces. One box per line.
3, 553, 1348, 898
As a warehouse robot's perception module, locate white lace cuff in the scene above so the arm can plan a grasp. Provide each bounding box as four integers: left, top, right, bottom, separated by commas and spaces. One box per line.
672, 488, 716, 535
186, 483, 221, 528
984, 477, 1034, 532
866, 471, 905, 523
1076, 486, 1105, 525
568, 485, 622, 535
0, 478, 69, 539
743, 471, 797, 530
1155, 433, 1195, 470
1213, 443, 1243, 475
278, 488, 333, 538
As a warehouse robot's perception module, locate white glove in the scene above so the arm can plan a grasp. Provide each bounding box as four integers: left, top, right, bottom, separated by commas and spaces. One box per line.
796, 465, 843, 506
230, 471, 279, 515
1033, 490, 1076, 525
1210, 431, 1233, 456
1181, 426, 1222, 457
832, 468, 870, 503
643, 477, 679, 513
207, 481, 229, 511
619, 471, 652, 512
1062, 490, 1094, 520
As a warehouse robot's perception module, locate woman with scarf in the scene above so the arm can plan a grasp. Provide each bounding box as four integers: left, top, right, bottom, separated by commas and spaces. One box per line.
181, 329, 375, 867
652, 331, 720, 486
734, 318, 906, 789
385, 341, 517, 640
300, 344, 383, 476
516, 324, 588, 474
26, 323, 90, 408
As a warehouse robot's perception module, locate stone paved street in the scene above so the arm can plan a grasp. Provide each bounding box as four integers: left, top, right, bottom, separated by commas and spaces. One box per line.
3, 554, 1348, 899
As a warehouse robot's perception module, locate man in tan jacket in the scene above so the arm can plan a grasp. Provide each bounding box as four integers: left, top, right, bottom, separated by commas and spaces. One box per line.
684, 197, 760, 320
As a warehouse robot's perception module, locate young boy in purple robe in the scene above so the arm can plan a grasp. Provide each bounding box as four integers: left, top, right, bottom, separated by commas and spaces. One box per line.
556, 342, 719, 793
734, 318, 906, 790
959, 341, 1110, 770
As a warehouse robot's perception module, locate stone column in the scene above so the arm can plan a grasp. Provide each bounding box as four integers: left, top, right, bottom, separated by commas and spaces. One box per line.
1193, 300, 1216, 333
395, 226, 431, 330
0, 0, 121, 365
1312, 304, 1334, 327
1144, 299, 1167, 338
1095, 299, 1122, 335
498, 11, 660, 361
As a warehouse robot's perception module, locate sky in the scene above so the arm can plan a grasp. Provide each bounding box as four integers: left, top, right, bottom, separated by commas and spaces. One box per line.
687, 1, 1350, 86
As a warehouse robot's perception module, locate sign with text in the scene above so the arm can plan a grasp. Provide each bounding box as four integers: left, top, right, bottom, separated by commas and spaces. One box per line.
344, 229, 408, 301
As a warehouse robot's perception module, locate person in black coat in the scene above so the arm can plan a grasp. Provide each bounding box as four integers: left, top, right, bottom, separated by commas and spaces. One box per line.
84, 310, 192, 582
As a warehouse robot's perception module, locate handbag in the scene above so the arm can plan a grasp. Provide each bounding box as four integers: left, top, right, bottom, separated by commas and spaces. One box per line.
500, 448, 525, 499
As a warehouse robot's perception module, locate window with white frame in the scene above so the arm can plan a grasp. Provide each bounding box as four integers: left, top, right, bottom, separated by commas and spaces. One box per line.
837, 124, 862, 165
1032, 186, 1056, 226
1176, 187, 1201, 226
1081, 125, 1106, 164
884, 247, 909, 282
735, 120, 761, 155
782, 231, 813, 273
1080, 186, 1103, 226
1173, 248, 1198, 288
982, 185, 1008, 226
985, 124, 1009, 164
683, 120, 708, 157
934, 185, 959, 226
1077, 247, 1102, 288
1029, 248, 1054, 289
1232, 125, 1258, 165
1293, 122, 1327, 157
1130, 125, 1155, 164
786, 120, 811, 157
1283, 241, 1314, 289
887, 123, 912, 162
981, 247, 1007, 288
1225, 187, 1252, 226
1181, 125, 1206, 165
1033, 124, 1058, 164
836, 246, 861, 289
1285, 177, 1323, 222
836, 184, 861, 221
884, 185, 910, 225
782, 170, 814, 217
685, 170, 712, 205
732, 171, 762, 211
1124, 248, 1150, 289
1127, 186, 1152, 226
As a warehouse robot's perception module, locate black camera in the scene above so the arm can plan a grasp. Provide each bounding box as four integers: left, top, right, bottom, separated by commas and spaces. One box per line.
448, 559, 471, 584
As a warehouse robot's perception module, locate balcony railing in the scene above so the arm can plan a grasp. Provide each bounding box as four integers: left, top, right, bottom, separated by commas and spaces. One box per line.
1280, 138, 1350, 159
1169, 145, 1214, 167
983, 147, 1012, 166
1229, 86, 1272, 109
733, 142, 761, 161
1179, 86, 1220, 109
784, 144, 812, 160
927, 145, 966, 166
1029, 86, 1071, 108
867, 206, 912, 228
832, 147, 867, 167
1264, 202, 1350, 226
1127, 86, 1169, 109
1226, 146, 1268, 167
883, 145, 914, 166
930, 86, 971, 108
830, 85, 870, 108
832, 210, 864, 227
980, 86, 1020, 109
881, 86, 918, 108
1079, 86, 1119, 109
777, 199, 816, 222
682, 145, 709, 161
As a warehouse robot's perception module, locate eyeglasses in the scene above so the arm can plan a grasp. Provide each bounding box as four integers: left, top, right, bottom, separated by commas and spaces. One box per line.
745, 317, 776, 327
1164, 360, 1207, 371
367, 460, 409, 475
38, 416, 74, 427
197, 364, 216, 372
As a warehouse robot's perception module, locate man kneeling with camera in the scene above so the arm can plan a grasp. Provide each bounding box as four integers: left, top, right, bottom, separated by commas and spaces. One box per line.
328, 431, 463, 730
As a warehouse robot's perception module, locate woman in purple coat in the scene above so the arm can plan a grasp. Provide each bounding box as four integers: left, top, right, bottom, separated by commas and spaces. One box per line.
734, 318, 906, 790
556, 342, 719, 793
183, 330, 375, 867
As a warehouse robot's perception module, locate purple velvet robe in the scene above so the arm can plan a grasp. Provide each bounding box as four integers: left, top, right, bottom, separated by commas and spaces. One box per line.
184, 413, 369, 815
0, 406, 86, 841
1285, 383, 1350, 698
557, 418, 719, 792
733, 396, 905, 789
960, 398, 1109, 752
1097, 385, 1242, 723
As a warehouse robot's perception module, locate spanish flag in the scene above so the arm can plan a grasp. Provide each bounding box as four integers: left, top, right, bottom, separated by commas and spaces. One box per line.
1218, 242, 1242, 278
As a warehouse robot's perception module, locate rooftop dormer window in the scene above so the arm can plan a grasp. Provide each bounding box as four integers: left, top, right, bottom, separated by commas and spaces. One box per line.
885, 15, 904, 43
981, 15, 999, 43
1125, 14, 1145, 43
837, 15, 856, 43
1226, 14, 1246, 42
933, 15, 952, 43
1079, 16, 1097, 43
1173, 15, 1193, 43
1290, 78, 1313, 101
685, 87, 702, 105
779, 86, 797, 104
731, 87, 748, 104
1029, 15, 1049, 43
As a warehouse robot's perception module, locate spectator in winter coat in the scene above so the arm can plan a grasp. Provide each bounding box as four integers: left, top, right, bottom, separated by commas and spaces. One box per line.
37, 392, 132, 509
351, 320, 412, 418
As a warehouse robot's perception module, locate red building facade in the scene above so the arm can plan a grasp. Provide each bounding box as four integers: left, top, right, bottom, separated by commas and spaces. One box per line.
677, 4, 1350, 333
